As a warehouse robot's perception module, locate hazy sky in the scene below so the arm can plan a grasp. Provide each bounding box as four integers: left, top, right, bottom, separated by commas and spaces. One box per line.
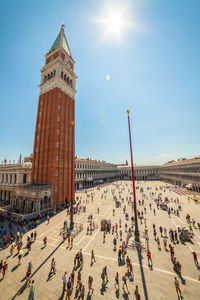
0, 0, 200, 165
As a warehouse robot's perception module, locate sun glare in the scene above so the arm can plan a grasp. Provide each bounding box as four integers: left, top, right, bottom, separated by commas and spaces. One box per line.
105, 11, 124, 35
94, 5, 132, 41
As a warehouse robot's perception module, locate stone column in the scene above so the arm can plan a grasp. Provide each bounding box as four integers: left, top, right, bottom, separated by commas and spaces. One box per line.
17, 173, 22, 184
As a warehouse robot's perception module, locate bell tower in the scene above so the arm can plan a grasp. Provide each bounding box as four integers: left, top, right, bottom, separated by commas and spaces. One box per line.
31, 24, 77, 206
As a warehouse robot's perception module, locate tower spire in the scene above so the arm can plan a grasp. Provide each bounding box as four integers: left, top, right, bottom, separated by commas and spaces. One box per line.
48, 24, 72, 57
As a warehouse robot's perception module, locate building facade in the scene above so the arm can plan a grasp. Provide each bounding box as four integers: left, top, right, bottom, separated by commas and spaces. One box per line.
31, 24, 77, 206
118, 165, 160, 181
0, 160, 31, 208
1, 155, 200, 214
160, 157, 200, 192
75, 158, 118, 189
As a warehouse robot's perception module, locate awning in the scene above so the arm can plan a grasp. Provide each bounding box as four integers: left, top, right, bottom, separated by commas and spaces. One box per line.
185, 184, 192, 188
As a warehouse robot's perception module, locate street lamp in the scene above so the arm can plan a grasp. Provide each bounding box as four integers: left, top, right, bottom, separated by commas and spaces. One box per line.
126, 110, 139, 242
70, 120, 75, 231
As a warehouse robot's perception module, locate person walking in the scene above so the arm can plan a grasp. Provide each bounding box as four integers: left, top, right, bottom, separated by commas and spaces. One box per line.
159, 226, 163, 237
192, 251, 199, 267
174, 277, 182, 298
25, 272, 31, 288
31, 232, 34, 243
62, 272, 67, 291
101, 269, 105, 285
34, 231, 37, 242
66, 277, 72, 300
122, 273, 129, 293
91, 249, 96, 264
70, 237, 73, 248
88, 275, 94, 294
28, 280, 35, 300
2, 262, 8, 279
80, 285, 85, 300
164, 227, 167, 237
115, 272, 119, 290
10, 244, 14, 256
157, 237, 161, 250
134, 285, 141, 300
18, 252, 23, 265
71, 270, 75, 287
68, 236, 70, 248
163, 237, 167, 251
76, 271, 81, 289
28, 260, 33, 274
103, 266, 109, 282
147, 250, 153, 265
43, 236, 47, 247
50, 258, 56, 274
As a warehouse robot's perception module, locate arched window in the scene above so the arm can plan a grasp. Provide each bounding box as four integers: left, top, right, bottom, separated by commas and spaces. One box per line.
14, 174, 17, 184
64, 74, 66, 80
54, 70, 56, 76
44, 75, 47, 82
70, 80, 73, 87
50, 72, 53, 78
48, 74, 50, 79
61, 71, 63, 78
67, 77, 69, 84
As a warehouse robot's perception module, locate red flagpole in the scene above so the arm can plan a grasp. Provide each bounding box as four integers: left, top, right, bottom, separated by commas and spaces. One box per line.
127, 110, 139, 241
70, 120, 74, 231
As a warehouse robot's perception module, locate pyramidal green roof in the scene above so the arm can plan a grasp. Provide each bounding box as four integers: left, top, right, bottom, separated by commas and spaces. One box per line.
49, 24, 72, 57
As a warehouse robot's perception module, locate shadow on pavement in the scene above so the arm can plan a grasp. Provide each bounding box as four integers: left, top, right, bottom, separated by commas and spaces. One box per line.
11, 265, 19, 272
115, 288, 120, 299
11, 240, 64, 300
100, 283, 107, 295
58, 289, 65, 300
136, 239, 149, 300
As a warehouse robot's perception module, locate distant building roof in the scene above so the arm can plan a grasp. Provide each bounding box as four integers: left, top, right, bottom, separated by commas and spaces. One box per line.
75, 157, 115, 165
162, 156, 200, 167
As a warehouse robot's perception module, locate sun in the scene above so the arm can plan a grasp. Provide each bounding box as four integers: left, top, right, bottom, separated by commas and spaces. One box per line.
93, 5, 132, 41
105, 11, 124, 35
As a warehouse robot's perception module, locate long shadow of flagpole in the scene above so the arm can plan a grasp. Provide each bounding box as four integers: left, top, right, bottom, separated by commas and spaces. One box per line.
135, 238, 149, 300
11, 240, 64, 300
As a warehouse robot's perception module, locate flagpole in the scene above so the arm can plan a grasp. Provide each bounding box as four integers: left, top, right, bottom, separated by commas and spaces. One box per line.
70, 120, 74, 231
126, 110, 139, 242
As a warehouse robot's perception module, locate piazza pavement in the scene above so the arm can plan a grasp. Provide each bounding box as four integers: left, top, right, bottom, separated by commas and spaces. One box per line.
0, 180, 200, 300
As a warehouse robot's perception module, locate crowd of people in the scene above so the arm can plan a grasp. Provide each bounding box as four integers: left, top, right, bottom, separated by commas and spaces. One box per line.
0, 181, 200, 299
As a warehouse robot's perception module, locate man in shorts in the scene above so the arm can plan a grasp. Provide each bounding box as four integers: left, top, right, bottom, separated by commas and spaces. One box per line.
147, 250, 153, 266
122, 273, 129, 293
174, 277, 182, 298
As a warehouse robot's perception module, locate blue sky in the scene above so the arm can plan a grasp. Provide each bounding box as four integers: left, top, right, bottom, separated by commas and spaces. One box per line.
0, 0, 200, 165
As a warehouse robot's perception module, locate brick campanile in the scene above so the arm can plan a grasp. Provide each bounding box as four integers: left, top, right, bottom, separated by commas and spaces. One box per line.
31, 24, 77, 206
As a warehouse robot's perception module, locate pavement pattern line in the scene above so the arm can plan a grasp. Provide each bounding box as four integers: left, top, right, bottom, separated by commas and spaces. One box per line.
83, 210, 113, 252
32, 241, 200, 284
82, 252, 200, 284
38, 220, 64, 238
